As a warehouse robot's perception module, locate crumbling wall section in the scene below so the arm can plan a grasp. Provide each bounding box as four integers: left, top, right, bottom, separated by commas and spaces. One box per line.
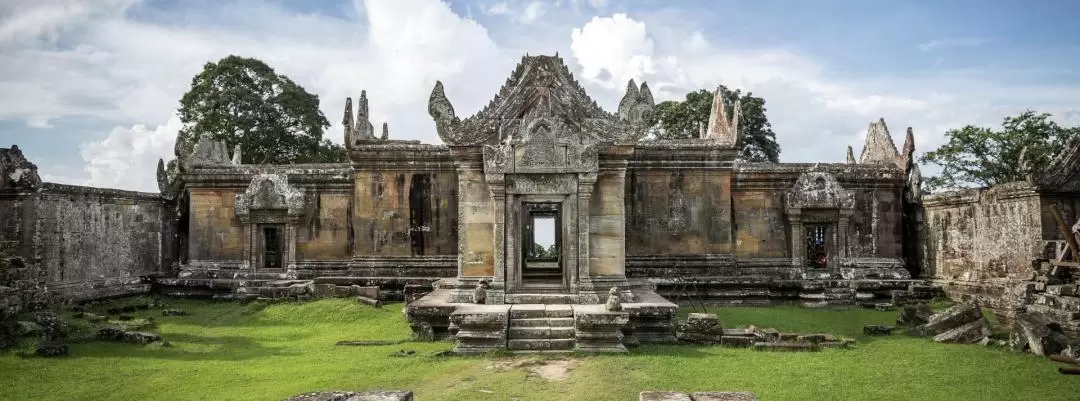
1, 184, 168, 306
1, 146, 170, 306
923, 182, 1047, 310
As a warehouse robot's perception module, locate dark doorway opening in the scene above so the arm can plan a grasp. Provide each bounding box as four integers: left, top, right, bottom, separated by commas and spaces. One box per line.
805, 224, 829, 268
261, 225, 284, 270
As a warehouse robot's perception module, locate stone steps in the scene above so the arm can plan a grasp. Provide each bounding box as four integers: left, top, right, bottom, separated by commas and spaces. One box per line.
509, 317, 575, 328
505, 293, 577, 304
507, 304, 576, 352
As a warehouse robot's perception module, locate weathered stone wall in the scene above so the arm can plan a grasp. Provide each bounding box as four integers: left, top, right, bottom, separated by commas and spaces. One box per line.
922, 182, 1070, 311
626, 143, 735, 256
1, 183, 169, 304
351, 171, 456, 257
295, 191, 352, 261
187, 188, 245, 264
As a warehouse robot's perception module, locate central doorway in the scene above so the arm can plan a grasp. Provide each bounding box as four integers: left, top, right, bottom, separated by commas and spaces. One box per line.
521, 203, 563, 288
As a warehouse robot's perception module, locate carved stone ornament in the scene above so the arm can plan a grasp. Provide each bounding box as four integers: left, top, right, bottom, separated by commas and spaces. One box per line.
235, 174, 306, 218
1030, 135, 1080, 193
428, 54, 655, 147
507, 174, 577, 194
0, 145, 42, 190
187, 137, 231, 168
785, 167, 855, 210
483, 115, 601, 174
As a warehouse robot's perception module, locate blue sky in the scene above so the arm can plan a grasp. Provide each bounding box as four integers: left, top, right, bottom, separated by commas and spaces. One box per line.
1, 0, 1078, 191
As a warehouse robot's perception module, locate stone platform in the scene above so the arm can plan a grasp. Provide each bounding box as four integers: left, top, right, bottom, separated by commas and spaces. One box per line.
405, 283, 678, 353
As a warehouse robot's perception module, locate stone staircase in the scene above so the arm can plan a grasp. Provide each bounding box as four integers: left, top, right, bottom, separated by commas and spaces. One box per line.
507, 304, 575, 352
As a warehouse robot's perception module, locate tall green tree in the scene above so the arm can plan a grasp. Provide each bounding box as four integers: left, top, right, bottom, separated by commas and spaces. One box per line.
174, 55, 345, 165
920, 111, 1080, 192
652, 87, 782, 162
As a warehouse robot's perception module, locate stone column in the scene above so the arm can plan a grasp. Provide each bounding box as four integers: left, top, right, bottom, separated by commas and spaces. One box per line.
285, 218, 298, 277
488, 174, 507, 304
576, 173, 598, 303
239, 216, 252, 270
788, 208, 803, 268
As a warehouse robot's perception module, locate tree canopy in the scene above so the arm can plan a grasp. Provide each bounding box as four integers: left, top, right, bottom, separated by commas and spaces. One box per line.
174, 55, 345, 165
652, 87, 782, 163
919, 111, 1080, 192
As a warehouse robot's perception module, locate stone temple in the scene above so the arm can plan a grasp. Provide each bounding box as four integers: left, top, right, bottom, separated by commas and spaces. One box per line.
8, 53, 1077, 353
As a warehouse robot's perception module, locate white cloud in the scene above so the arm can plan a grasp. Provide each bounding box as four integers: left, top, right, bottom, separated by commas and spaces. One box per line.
570, 14, 656, 89
2, 1, 1079, 193
918, 37, 988, 52
519, 2, 548, 24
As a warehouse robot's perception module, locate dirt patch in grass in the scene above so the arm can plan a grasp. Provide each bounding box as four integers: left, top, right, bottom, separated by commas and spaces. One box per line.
487, 358, 579, 381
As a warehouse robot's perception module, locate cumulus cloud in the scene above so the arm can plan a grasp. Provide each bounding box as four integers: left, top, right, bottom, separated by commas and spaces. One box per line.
1, 0, 512, 191
3, 1, 1079, 193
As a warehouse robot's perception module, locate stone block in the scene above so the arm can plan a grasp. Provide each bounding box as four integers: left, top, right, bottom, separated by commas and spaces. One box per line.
574, 305, 629, 352
285, 390, 414, 401
752, 342, 819, 352
863, 325, 895, 336
312, 284, 336, 298
1048, 285, 1077, 297
639, 392, 693, 401
874, 303, 895, 312
689, 392, 760, 401
916, 302, 983, 336
720, 336, 754, 348
350, 285, 380, 299
896, 304, 933, 326
933, 318, 990, 344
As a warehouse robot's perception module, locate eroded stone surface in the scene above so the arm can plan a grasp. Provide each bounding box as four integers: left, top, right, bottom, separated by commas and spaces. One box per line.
285, 391, 413, 401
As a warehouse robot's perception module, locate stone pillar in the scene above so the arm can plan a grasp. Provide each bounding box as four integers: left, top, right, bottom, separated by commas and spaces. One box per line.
285, 218, 298, 277
239, 216, 252, 270
577, 173, 597, 303
488, 174, 507, 303
838, 210, 853, 261
788, 208, 803, 268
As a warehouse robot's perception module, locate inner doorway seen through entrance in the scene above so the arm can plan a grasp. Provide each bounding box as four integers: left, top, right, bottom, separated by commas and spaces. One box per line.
521, 203, 562, 288
260, 225, 284, 271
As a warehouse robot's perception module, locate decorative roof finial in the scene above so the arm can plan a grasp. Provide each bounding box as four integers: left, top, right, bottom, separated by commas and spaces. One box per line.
846, 145, 856, 164
858, 118, 902, 167
381, 122, 389, 140
704, 86, 739, 146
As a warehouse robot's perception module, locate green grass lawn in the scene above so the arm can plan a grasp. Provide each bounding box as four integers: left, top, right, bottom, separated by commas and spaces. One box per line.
2, 298, 1077, 401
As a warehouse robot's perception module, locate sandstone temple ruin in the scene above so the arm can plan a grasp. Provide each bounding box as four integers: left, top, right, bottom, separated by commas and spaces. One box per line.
2, 54, 1078, 352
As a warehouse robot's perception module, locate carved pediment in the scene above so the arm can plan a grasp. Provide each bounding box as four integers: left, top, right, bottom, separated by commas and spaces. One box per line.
429, 54, 654, 147
786, 167, 855, 210
1030, 135, 1080, 193
483, 115, 600, 174
235, 174, 305, 218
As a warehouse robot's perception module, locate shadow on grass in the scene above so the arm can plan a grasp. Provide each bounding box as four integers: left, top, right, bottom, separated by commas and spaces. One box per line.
69, 332, 297, 362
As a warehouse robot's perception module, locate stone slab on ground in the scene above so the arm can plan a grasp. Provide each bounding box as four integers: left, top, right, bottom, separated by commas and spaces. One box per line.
916, 301, 983, 336
640, 391, 759, 401
285, 390, 414, 401
932, 317, 990, 344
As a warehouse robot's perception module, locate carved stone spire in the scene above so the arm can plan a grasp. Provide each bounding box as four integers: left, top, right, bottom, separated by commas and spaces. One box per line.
900, 127, 915, 172
231, 144, 242, 165
858, 118, 902, 168
156, 158, 169, 193
704, 86, 739, 145
638, 82, 654, 108
381, 122, 389, 140
846, 146, 856, 164
698, 121, 706, 139
343, 97, 354, 148
617, 79, 640, 120
352, 90, 376, 142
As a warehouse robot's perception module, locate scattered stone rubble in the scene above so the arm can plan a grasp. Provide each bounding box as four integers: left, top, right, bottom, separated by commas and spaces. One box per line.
904, 301, 992, 344
675, 313, 854, 351
1013, 259, 1080, 336
639, 391, 759, 401
285, 391, 414, 401
1009, 312, 1074, 356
